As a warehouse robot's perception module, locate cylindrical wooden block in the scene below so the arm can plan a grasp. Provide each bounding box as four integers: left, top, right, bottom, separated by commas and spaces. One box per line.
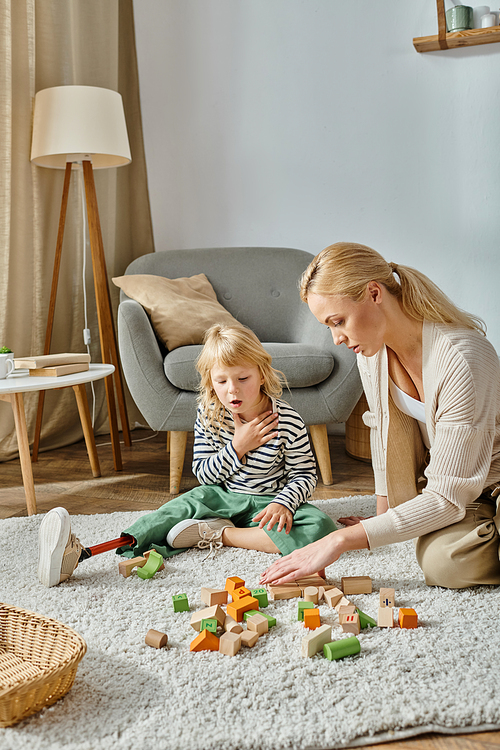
304, 586, 319, 603
145, 629, 168, 649
345, 393, 372, 463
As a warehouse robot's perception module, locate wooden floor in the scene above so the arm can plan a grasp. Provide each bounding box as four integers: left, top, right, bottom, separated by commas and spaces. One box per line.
0, 430, 498, 750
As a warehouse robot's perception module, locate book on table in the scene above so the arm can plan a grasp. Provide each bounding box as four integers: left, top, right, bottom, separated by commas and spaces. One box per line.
28, 362, 90, 378
14, 353, 91, 369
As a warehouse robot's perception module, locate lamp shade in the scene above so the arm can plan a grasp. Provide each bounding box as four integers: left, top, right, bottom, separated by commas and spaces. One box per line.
31, 85, 131, 169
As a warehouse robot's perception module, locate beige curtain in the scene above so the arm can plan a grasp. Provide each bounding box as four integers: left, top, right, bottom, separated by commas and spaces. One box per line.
0, 0, 154, 461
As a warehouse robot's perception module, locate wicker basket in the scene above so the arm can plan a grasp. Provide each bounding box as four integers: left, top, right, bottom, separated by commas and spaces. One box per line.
0, 603, 87, 727
345, 393, 372, 463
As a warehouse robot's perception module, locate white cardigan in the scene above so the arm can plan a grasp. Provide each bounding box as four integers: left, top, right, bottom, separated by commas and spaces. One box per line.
358, 320, 500, 549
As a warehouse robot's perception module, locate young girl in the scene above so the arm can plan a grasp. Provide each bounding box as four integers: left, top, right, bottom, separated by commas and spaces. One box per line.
38, 323, 336, 587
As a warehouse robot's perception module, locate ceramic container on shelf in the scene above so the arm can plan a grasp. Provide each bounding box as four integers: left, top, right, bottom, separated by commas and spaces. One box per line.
446, 4, 474, 30
481, 11, 497, 24
473, 4, 490, 26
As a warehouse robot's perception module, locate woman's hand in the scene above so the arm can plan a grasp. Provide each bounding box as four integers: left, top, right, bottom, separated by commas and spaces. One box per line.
337, 496, 388, 527
253, 502, 293, 534
232, 411, 278, 459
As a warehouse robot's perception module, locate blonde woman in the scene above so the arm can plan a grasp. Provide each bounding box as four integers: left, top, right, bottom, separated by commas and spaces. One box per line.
38, 324, 335, 587
261, 242, 500, 589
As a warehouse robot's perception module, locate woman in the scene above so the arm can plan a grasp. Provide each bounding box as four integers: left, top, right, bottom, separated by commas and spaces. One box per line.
260, 242, 500, 589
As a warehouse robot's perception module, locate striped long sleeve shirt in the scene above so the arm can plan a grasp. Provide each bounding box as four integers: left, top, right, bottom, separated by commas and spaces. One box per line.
192, 398, 317, 514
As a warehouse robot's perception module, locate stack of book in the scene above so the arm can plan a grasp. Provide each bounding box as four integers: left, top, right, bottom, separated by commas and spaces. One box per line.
14, 353, 91, 377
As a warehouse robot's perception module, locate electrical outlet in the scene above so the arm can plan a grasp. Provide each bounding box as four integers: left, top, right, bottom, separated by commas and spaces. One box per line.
83, 328, 91, 345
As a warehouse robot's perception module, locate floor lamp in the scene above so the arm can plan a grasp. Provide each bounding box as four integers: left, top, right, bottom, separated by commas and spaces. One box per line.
30, 85, 133, 471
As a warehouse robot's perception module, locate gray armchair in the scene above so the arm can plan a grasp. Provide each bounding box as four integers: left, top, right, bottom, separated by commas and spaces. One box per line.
118, 247, 363, 493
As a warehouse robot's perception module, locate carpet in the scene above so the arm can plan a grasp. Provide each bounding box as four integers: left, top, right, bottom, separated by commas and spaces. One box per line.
1, 495, 500, 750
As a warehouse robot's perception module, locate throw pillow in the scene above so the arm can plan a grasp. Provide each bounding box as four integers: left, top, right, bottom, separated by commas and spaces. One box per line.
112, 273, 241, 351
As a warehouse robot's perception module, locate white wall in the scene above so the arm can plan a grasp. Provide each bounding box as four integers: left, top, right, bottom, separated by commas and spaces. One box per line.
132, 0, 500, 350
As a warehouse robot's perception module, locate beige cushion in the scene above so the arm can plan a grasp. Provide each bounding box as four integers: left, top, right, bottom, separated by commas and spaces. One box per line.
112, 273, 241, 351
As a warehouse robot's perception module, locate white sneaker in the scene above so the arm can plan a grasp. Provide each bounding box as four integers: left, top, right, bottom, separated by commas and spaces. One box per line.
38, 507, 83, 587
167, 518, 235, 551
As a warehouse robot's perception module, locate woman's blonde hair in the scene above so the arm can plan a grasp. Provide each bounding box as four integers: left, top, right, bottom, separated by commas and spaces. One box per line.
196, 323, 284, 427
300, 242, 486, 334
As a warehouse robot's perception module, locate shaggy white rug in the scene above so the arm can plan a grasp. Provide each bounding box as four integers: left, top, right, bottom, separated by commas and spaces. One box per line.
1, 495, 500, 750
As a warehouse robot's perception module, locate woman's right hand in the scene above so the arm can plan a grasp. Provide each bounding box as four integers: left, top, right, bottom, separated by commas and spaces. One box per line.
259, 533, 343, 585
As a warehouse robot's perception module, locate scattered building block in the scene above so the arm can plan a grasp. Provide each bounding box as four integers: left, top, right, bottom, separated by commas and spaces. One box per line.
379, 588, 395, 608
303, 608, 321, 630
118, 555, 146, 578
136, 550, 164, 579
243, 610, 260, 621
251, 588, 269, 607
303, 586, 319, 603
338, 605, 357, 618
231, 586, 251, 601
356, 608, 377, 629
341, 576, 372, 595
190, 629, 220, 652
301, 623, 331, 657
295, 575, 334, 591
323, 636, 360, 661
340, 613, 360, 635
240, 630, 259, 648
225, 576, 245, 593
200, 587, 228, 607
377, 607, 394, 628
200, 618, 218, 633
172, 593, 190, 612
318, 586, 326, 602
219, 631, 241, 656
247, 613, 269, 636
334, 596, 352, 612
144, 549, 165, 571
260, 612, 276, 628
226, 595, 259, 622
298, 601, 315, 621
145, 629, 168, 649
324, 587, 344, 609
398, 608, 418, 629
191, 605, 225, 631
224, 615, 243, 634
268, 584, 301, 600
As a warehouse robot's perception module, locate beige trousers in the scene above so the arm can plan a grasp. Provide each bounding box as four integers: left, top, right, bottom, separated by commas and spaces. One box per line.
386, 397, 500, 589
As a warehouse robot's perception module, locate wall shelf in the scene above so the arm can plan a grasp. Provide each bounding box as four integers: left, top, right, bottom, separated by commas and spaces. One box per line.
413, 0, 500, 52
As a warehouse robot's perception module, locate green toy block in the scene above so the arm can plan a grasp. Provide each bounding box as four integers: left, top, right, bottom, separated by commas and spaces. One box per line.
200, 618, 218, 633
297, 601, 315, 621
323, 636, 361, 661
251, 588, 269, 607
172, 593, 190, 612
260, 611, 276, 628
136, 550, 164, 579
243, 609, 260, 621
356, 608, 377, 629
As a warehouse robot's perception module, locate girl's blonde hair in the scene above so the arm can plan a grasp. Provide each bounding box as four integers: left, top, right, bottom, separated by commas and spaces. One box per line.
300, 242, 486, 334
196, 323, 284, 427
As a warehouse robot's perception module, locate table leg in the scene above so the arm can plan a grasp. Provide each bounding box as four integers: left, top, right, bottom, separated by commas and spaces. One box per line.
72, 383, 101, 478
10, 393, 37, 516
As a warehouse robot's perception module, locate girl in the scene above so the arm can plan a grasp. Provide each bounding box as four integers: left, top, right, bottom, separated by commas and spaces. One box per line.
261, 242, 500, 590
38, 323, 336, 587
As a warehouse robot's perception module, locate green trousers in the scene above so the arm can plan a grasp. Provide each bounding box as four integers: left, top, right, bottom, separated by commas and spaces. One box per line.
117, 484, 336, 559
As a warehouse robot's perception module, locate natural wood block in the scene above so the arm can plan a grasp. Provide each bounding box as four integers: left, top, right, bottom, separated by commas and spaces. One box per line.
301, 623, 331, 657
190, 629, 220, 652
303, 608, 321, 630
145, 629, 168, 649
219, 631, 241, 656
240, 630, 259, 648
378, 607, 394, 628
338, 605, 357, 617
398, 608, 418, 629
226, 596, 259, 622
225, 576, 245, 593
379, 588, 395, 608
341, 576, 372, 595
324, 587, 344, 608
224, 615, 244, 634
340, 613, 360, 635
118, 556, 146, 578
201, 587, 228, 607
268, 584, 301, 600
190, 605, 225, 631
303, 586, 319, 603
246, 613, 269, 636
334, 596, 352, 612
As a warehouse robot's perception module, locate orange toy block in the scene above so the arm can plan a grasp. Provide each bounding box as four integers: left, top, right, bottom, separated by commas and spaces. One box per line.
303, 586, 319, 603
380, 588, 395, 608
268, 584, 301, 600
341, 576, 372, 595
200, 587, 228, 607
226, 595, 259, 622
324, 587, 344, 608
303, 608, 321, 630
340, 612, 360, 635
246, 613, 269, 636
398, 608, 418, 629
190, 629, 220, 652
225, 576, 245, 593
118, 556, 146, 578
240, 630, 259, 647
377, 607, 394, 628
219, 631, 241, 656
231, 586, 251, 601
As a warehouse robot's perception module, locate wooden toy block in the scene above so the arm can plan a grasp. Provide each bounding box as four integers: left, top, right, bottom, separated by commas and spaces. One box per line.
219, 631, 241, 656
356, 608, 377, 629
240, 630, 259, 648
224, 615, 243, 634
145, 629, 168, 649
118, 555, 146, 578
200, 587, 228, 606
380, 588, 395, 608
295, 575, 334, 591
243, 610, 260, 621
297, 601, 315, 621
226, 595, 259, 622
268, 583, 301, 600
334, 596, 352, 612
190, 605, 225, 631
172, 593, 190, 612
246, 613, 269, 636
323, 636, 360, 661
303, 586, 319, 603
303, 608, 321, 630
341, 576, 372, 595
338, 604, 357, 618
318, 586, 326, 602
260, 612, 277, 628
251, 588, 269, 607
144, 549, 165, 572
231, 586, 251, 601
136, 549, 164, 579
190, 628, 220, 652
301, 623, 331, 657
398, 608, 418, 629
377, 607, 394, 628
225, 576, 245, 593
324, 587, 344, 608
200, 618, 218, 633
340, 613, 360, 635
